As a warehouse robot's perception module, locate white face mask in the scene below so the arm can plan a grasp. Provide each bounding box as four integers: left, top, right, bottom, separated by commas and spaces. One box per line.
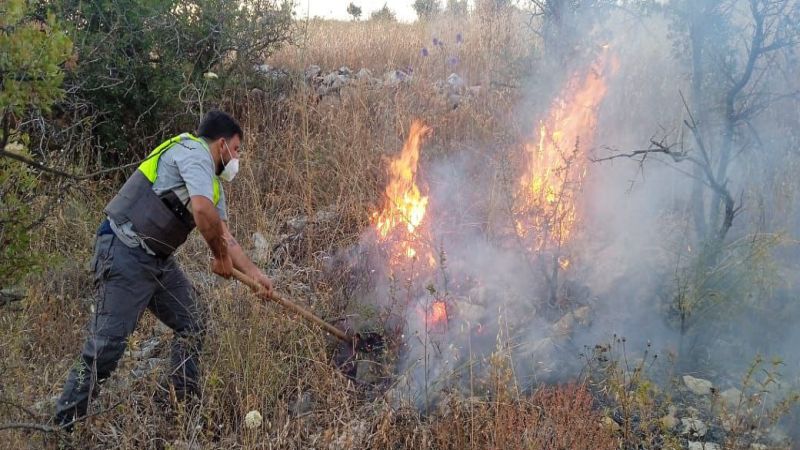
219, 141, 239, 182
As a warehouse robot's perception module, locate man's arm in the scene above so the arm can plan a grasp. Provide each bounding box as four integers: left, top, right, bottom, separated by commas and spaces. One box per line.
221, 220, 274, 298
190, 195, 232, 277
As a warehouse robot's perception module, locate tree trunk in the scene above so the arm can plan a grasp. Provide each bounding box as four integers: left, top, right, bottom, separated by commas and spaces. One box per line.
689, 9, 709, 242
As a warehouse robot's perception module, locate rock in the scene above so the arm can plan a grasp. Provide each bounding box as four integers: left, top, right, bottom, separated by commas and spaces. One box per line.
332, 75, 349, 89
681, 417, 708, 438
689, 443, 720, 450
749, 444, 767, 450
601, 416, 620, 432
338, 66, 352, 76
0, 288, 25, 305
124, 336, 160, 359
573, 305, 591, 325
130, 357, 165, 379
384, 69, 411, 86
355, 68, 372, 79
252, 65, 289, 81
253, 232, 270, 263
283, 209, 337, 234
322, 72, 339, 86
720, 387, 742, 409
249, 87, 267, 100
447, 73, 465, 92
552, 312, 575, 337
305, 64, 321, 81
314, 209, 337, 223
286, 216, 309, 233
683, 375, 714, 396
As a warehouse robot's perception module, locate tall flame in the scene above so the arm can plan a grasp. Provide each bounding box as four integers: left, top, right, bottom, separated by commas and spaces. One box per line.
373, 120, 432, 265
514, 54, 610, 252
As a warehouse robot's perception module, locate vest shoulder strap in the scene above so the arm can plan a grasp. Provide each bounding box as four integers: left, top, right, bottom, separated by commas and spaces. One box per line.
136, 133, 220, 205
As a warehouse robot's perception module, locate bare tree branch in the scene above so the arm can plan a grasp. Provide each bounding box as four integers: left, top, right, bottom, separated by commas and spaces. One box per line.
0, 148, 148, 181
0, 400, 125, 434
0, 422, 60, 433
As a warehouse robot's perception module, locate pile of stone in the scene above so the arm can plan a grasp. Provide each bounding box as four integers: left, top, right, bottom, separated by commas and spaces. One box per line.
250, 63, 482, 108
303, 64, 410, 97
660, 375, 789, 450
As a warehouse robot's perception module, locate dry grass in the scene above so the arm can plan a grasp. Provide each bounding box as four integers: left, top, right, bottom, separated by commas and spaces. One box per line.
270, 14, 533, 86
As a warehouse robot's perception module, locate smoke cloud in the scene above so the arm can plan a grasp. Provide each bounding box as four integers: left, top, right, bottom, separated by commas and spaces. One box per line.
342, 4, 800, 428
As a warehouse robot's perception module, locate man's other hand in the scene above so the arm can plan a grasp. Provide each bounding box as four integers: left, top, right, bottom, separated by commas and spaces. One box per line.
212, 254, 233, 278
254, 272, 274, 300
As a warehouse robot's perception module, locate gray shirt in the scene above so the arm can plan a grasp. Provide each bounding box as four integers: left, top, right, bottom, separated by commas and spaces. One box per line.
110, 134, 227, 252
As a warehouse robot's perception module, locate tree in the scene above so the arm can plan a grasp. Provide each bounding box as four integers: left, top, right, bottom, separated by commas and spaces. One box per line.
595, 0, 800, 362
413, 0, 441, 21
370, 3, 397, 21
346, 2, 362, 20
446, 0, 469, 16
0, 0, 74, 286
599, 0, 800, 247
476, 0, 513, 14
50, 0, 294, 165
526, 0, 619, 67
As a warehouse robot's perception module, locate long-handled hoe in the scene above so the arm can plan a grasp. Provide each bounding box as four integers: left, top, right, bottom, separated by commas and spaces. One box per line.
230, 268, 384, 354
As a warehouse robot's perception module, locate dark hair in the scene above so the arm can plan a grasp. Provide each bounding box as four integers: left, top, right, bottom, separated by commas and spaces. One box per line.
197, 110, 243, 141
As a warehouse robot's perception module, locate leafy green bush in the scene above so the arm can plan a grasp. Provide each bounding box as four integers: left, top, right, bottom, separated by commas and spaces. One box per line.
1, 0, 73, 287
51, 0, 294, 164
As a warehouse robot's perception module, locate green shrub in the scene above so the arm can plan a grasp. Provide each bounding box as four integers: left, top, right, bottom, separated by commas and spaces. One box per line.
1, 0, 73, 287
51, 0, 294, 164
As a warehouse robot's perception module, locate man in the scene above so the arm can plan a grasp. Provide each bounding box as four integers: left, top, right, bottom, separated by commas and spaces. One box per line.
54, 110, 273, 428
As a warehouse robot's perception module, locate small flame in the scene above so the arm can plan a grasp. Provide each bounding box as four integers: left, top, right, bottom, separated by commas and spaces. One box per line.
428, 301, 448, 326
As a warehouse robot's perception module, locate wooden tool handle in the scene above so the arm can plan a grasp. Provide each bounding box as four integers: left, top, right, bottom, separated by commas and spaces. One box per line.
230, 268, 352, 344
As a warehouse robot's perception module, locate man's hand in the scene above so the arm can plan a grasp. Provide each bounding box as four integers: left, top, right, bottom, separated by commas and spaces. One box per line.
253, 272, 274, 300
212, 254, 233, 278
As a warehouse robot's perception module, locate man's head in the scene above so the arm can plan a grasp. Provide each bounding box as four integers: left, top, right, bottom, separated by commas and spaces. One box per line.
198, 110, 243, 180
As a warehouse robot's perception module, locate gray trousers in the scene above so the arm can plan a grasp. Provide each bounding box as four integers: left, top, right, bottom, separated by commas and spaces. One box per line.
55, 232, 206, 422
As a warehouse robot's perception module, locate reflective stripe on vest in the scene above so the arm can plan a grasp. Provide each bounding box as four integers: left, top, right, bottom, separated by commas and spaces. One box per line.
137, 133, 221, 205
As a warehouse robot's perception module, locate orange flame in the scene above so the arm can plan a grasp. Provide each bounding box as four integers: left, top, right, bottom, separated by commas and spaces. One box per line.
428, 301, 448, 325
514, 54, 610, 251
373, 120, 432, 265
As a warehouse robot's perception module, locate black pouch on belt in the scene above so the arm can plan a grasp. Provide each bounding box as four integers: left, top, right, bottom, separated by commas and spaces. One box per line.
160, 190, 196, 229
